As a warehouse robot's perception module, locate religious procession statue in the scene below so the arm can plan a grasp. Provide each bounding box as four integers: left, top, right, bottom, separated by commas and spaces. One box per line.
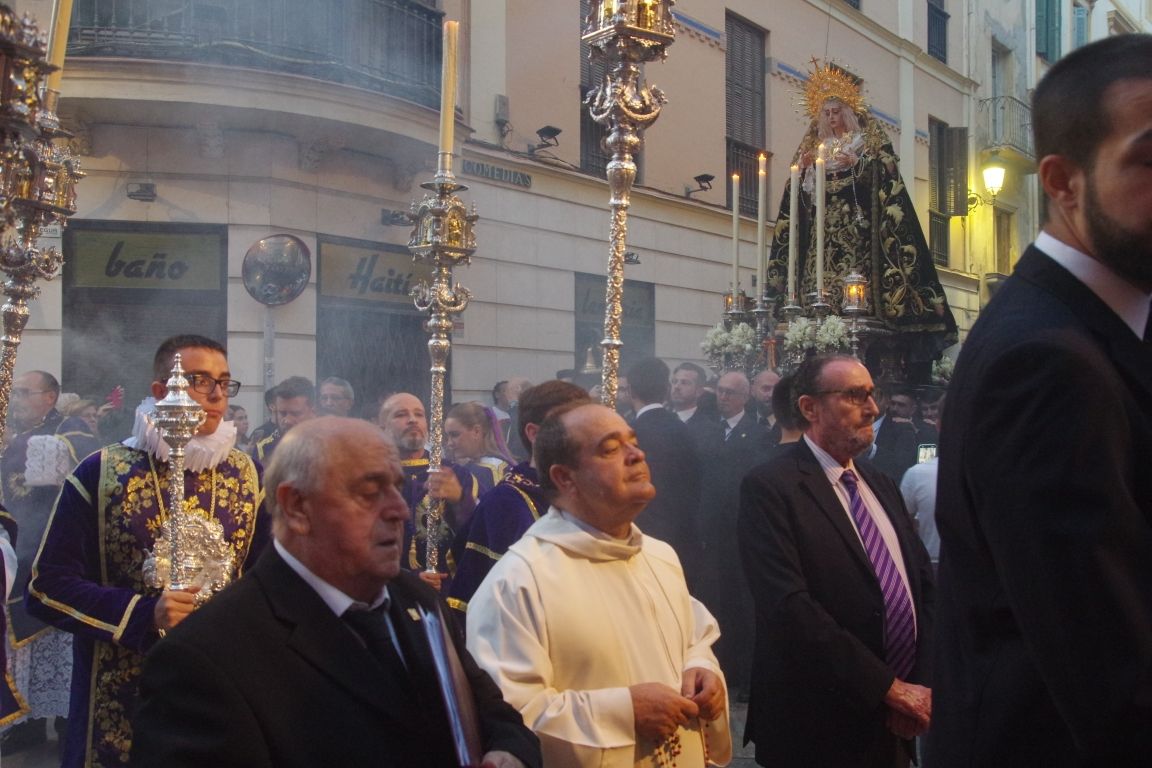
766, 62, 957, 383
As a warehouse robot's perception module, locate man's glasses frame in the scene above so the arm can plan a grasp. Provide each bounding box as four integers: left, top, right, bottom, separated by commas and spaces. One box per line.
814, 387, 875, 406
186, 374, 242, 397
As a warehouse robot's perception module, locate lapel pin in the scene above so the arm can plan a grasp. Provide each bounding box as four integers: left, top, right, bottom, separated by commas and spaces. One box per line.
407, 608, 421, 622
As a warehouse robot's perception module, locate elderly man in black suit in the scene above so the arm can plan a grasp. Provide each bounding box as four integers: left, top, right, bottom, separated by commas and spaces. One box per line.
929, 34, 1152, 766
130, 417, 540, 768
738, 355, 933, 767
626, 358, 702, 584
701, 369, 766, 700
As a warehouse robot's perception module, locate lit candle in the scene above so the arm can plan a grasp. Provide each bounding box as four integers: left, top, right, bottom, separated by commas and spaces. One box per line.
438, 21, 459, 159
731, 173, 741, 297
788, 163, 799, 302
756, 153, 767, 301
815, 143, 826, 299
45, 0, 76, 94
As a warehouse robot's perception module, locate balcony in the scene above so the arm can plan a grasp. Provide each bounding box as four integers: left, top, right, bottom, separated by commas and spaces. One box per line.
67, 0, 444, 108
978, 95, 1035, 173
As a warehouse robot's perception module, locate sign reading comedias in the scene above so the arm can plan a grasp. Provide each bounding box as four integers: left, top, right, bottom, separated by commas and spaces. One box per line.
71, 229, 223, 290
461, 159, 532, 188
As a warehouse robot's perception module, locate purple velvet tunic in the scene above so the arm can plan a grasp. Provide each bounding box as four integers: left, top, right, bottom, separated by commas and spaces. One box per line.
446, 462, 547, 617
400, 452, 476, 594
25, 443, 267, 767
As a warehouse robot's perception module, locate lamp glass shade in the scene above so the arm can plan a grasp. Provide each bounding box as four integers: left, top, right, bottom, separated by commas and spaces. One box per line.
842, 272, 867, 312
982, 163, 1006, 197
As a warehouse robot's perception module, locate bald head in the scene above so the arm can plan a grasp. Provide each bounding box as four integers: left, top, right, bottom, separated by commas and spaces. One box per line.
266, 417, 409, 602
378, 392, 428, 458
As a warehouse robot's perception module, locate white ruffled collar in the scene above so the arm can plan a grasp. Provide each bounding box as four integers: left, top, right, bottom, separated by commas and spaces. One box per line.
124, 398, 237, 473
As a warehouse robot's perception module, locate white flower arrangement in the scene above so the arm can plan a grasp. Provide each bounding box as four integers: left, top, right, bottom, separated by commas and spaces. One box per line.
700, 323, 730, 357
783, 315, 850, 355
700, 322, 757, 357
814, 314, 849, 351
932, 355, 955, 386
727, 322, 757, 354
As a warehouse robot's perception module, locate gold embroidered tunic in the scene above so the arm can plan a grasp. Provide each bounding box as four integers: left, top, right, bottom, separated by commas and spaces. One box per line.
26, 443, 266, 767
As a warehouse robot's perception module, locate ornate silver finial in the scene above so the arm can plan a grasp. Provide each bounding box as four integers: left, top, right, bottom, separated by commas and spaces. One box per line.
582, 1, 675, 408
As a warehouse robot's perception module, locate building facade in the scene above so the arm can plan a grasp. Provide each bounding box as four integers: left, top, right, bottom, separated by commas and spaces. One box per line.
15, 0, 1134, 413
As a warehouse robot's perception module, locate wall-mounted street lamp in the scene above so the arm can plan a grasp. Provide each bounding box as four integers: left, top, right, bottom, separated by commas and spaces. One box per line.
968, 152, 1006, 211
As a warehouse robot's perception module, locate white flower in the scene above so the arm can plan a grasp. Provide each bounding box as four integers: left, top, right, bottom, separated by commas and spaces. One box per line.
932, 356, 955, 386
700, 323, 732, 356
726, 323, 757, 355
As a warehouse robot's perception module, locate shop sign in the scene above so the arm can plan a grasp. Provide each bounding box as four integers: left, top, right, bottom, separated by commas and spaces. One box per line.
71, 229, 222, 290
320, 241, 432, 305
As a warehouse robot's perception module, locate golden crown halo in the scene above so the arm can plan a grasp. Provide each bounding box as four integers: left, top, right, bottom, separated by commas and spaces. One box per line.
801, 59, 867, 119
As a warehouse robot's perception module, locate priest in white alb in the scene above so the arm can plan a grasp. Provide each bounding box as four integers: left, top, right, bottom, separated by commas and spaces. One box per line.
467, 402, 732, 768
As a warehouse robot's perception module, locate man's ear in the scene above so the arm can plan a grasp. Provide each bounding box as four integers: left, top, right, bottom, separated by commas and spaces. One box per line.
150, 380, 166, 400
549, 463, 575, 496
523, 423, 539, 447
276, 484, 311, 534
1038, 154, 1084, 218
797, 394, 819, 425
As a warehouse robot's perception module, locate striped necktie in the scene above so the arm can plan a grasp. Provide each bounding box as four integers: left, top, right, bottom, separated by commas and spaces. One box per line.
840, 469, 916, 679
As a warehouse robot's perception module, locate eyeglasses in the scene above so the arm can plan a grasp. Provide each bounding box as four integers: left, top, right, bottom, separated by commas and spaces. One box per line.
815, 387, 875, 406
11, 388, 48, 398
187, 374, 241, 397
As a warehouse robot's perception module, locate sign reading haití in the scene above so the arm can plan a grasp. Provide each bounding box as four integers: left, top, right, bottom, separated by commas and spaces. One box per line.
71, 229, 223, 290
461, 159, 532, 188
320, 240, 433, 305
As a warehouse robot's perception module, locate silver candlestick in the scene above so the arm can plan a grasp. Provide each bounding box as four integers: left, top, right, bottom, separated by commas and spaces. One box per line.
409, 159, 477, 573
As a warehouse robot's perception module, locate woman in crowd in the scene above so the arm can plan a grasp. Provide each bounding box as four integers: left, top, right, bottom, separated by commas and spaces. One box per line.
443, 401, 512, 495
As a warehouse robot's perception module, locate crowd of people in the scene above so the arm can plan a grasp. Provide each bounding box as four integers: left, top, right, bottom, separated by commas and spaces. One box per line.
0, 33, 1148, 768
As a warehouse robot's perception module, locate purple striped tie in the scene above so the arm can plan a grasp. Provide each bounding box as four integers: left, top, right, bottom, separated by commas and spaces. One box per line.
840, 469, 916, 679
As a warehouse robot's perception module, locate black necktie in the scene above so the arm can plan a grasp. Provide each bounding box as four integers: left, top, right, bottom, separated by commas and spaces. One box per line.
343, 605, 408, 679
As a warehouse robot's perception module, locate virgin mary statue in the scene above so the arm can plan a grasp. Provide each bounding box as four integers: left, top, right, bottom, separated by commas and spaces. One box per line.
766, 62, 957, 379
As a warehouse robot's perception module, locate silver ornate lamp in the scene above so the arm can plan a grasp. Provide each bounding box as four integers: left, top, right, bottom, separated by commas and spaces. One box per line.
842, 270, 868, 358
582, 0, 674, 408
142, 355, 235, 602
0, 4, 84, 442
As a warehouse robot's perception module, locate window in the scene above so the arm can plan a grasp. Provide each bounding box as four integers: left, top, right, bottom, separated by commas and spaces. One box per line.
994, 208, 1015, 274
843, 0, 861, 9
929, 118, 969, 265
579, 0, 612, 176
725, 13, 766, 216
1036, 0, 1061, 62
928, 0, 948, 63
1073, 1, 1090, 48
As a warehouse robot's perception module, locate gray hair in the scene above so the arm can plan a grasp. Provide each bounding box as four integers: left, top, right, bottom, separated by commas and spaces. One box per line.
320, 376, 355, 401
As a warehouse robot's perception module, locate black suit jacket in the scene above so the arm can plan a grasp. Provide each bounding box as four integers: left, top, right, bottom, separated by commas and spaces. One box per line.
738, 439, 934, 766
633, 406, 701, 572
130, 548, 540, 768
870, 416, 920, 483
929, 246, 1152, 766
